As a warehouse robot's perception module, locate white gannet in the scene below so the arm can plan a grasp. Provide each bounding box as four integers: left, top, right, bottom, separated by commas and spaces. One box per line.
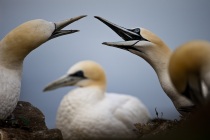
43, 60, 150, 140
169, 40, 210, 105
0, 15, 86, 120
95, 16, 194, 115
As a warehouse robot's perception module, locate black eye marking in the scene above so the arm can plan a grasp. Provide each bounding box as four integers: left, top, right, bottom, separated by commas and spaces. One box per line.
127, 28, 149, 41
133, 28, 149, 41
133, 28, 140, 34
69, 70, 86, 78
129, 28, 140, 34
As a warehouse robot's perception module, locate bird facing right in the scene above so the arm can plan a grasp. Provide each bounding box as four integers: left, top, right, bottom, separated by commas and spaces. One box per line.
0, 15, 86, 120
169, 40, 210, 105
43, 60, 150, 140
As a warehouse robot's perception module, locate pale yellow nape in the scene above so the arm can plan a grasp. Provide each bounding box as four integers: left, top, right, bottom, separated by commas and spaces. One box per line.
0, 19, 54, 69
141, 28, 170, 52
140, 28, 172, 64
169, 40, 210, 94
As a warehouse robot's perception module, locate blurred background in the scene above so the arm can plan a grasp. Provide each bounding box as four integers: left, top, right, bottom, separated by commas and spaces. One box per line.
1, 0, 210, 128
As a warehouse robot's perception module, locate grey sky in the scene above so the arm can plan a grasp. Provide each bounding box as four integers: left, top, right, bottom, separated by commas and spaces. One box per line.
1, 0, 210, 128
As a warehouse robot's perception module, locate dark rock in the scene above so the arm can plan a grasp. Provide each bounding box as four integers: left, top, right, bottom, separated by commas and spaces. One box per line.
135, 102, 210, 140
134, 118, 180, 138
0, 101, 63, 140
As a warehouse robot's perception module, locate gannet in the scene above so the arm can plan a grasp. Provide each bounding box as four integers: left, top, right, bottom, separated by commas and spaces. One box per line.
169, 40, 210, 105
0, 15, 86, 120
43, 60, 150, 140
95, 16, 194, 115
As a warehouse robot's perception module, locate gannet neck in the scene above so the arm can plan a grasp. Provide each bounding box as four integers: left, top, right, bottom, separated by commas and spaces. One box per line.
156, 61, 193, 108
134, 33, 194, 112
0, 17, 85, 120
80, 82, 106, 93
0, 65, 22, 119
77, 77, 106, 93
69, 87, 105, 106
95, 16, 194, 114
0, 19, 53, 119
126, 29, 176, 97
141, 43, 171, 75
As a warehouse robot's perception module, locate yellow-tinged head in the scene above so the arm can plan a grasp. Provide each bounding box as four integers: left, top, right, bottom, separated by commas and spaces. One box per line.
95, 16, 197, 113
169, 40, 210, 104
43, 60, 107, 92
0, 15, 86, 69
95, 16, 171, 71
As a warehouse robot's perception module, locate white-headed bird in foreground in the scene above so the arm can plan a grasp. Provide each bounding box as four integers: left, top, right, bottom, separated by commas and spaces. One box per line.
0, 15, 86, 120
43, 60, 150, 140
169, 40, 210, 105
95, 16, 194, 115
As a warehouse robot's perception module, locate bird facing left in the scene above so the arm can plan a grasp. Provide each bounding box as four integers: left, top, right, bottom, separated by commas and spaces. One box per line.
43, 60, 150, 140
0, 15, 86, 120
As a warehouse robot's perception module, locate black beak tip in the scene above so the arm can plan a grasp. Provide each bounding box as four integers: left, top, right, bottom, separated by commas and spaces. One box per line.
81, 15, 88, 18
43, 88, 47, 92
72, 30, 80, 33
102, 42, 112, 47
102, 42, 107, 45
94, 16, 103, 21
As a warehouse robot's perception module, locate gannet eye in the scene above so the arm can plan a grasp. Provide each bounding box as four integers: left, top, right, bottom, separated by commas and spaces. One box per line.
70, 70, 86, 78
133, 28, 140, 34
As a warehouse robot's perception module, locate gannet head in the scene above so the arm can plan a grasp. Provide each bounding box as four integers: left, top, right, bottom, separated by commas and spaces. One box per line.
43, 60, 107, 92
0, 15, 86, 68
95, 16, 171, 71
169, 40, 210, 105
95, 16, 196, 114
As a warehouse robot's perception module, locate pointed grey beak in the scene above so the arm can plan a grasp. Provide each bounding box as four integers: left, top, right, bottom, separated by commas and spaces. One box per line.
94, 16, 141, 41
95, 16, 149, 51
49, 15, 87, 40
43, 75, 83, 92
102, 41, 142, 51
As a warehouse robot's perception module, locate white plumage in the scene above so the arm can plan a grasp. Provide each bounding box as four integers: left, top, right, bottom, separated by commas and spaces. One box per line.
95, 16, 194, 115
44, 60, 150, 140
0, 15, 86, 120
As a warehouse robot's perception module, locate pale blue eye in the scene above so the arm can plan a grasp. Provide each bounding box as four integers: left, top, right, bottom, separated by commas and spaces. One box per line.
134, 28, 140, 33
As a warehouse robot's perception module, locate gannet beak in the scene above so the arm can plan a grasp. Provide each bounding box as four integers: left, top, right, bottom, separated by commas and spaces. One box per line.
102, 40, 142, 51
95, 16, 141, 41
95, 16, 148, 50
48, 15, 87, 40
43, 75, 83, 92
